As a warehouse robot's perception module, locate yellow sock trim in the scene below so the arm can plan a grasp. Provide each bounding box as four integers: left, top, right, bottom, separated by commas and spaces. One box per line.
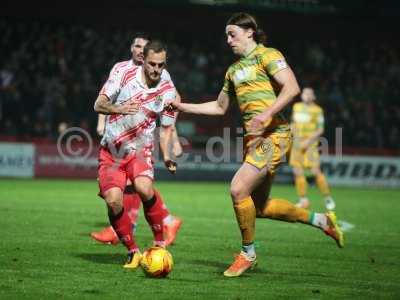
259, 198, 310, 224
316, 174, 330, 197
294, 175, 308, 198
233, 197, 256, 245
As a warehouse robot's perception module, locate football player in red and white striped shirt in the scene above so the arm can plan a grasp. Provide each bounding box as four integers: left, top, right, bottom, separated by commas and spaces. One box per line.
94, 40, 180, 268
91, 34, 182, 248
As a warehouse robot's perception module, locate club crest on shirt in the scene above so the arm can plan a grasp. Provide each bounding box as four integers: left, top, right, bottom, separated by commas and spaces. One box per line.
153, 95, 163, 111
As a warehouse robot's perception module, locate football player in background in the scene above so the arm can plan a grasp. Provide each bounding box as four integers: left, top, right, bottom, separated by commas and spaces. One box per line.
290, 87, 335, 210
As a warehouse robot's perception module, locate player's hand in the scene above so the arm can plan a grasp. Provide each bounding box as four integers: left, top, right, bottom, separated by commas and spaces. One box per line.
118, 101, 140, 115
164, 159, 177, 174
300, 140, 310, 151
167, 100, 181, 112
249, 112, 272, 136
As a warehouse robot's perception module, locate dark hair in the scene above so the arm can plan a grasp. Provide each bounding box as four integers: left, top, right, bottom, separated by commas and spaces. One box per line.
131, 32, 151, 45
227, 12, 267, 45
143, 40, 167, 58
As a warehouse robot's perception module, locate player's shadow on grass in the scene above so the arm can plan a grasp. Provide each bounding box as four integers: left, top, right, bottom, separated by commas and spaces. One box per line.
75, 253, 124, 265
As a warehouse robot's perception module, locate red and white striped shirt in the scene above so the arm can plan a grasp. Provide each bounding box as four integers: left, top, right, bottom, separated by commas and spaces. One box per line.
99, 60, 176, 155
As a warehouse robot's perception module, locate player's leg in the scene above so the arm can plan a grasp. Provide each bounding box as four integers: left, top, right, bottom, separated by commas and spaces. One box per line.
90, 183, 141, 245
155, 188, 183, 247
134, 176, 165, 247
162, 125, 183, 245
103, 188, 137, 250
252, 173, 343, 248
293, 166, 310, 208
307, 146, 335, 210
102, 189, 141, 268
290, 146, 310, 208
123, 182, 142, 227
91, 186, 182, 247
98, 149, 141, 268
128, 151, 182, 247
224, 134, 292, 277
311, 166, 335, 210
256, 134, 343, 248
223, 162, 266, 277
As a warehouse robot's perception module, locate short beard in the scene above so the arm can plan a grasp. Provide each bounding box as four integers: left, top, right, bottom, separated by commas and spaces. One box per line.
145, 72, 160, 87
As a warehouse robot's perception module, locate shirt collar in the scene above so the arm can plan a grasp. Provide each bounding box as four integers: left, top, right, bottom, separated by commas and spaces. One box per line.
244, 44, 260, 58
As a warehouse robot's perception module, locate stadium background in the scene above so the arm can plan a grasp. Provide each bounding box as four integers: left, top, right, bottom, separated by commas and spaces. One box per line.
1, 0, 400, 185
1, 1, 400, 299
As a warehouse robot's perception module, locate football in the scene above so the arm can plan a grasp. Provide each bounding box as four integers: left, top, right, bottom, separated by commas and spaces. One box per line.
140, 247, 173, 278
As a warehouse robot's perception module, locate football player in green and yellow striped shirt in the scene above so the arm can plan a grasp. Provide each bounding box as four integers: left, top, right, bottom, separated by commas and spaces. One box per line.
290, 87, 335, 210
172, 12, 343, 277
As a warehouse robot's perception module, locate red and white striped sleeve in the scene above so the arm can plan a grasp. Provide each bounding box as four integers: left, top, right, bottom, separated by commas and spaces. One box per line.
99, 63, 125, 102
160, 77, 177, 127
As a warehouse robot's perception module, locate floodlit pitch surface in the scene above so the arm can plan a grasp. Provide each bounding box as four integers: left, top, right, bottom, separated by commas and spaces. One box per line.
0, 179, 399, 299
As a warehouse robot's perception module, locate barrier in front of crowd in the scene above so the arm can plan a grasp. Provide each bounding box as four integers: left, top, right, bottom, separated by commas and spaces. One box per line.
0, 141, 399, 188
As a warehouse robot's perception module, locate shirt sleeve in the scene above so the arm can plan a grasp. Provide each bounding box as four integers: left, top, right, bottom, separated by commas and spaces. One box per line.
99, 63, 123, 103
261, 48, 289, 76
160, 80, 177, 127
161, 69, 172, 82
222, 69, 235, 97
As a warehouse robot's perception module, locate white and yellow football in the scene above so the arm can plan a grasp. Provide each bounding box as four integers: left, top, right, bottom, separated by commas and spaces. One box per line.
140, 246, 173, 278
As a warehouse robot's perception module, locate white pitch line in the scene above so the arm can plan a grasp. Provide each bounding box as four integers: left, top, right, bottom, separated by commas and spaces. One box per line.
338, 220, 355, 232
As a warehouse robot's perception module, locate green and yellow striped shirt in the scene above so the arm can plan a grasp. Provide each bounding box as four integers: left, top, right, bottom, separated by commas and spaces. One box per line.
223, 44, 290, 136
291, 102, 324, 139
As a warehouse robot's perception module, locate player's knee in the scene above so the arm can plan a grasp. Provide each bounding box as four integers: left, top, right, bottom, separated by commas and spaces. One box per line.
104, 189, 123, 212
134, 176, 154, 200
136, 185, 154, 201
311, 167, 322, 176
106, 197, 123, 214
293, 167, 303, 177
230, 184, 247, 202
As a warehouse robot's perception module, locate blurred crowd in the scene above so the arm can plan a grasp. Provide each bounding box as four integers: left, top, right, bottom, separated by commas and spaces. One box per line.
0, 18, 399, 150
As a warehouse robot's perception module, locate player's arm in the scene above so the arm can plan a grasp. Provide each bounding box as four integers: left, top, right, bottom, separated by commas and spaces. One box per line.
160, 83, 180, 174
94, 63, 140, 115
301, 128, 323, 150
271, 68, 301, 115
94, 94, 139, 115
170, 92, 183, 157
159, 125, 177, 174
302, 110, 324, 150
97, 114, 106, 136
172, 90, 229, 116
250, 67, 300, 132
159, 125, 172, 161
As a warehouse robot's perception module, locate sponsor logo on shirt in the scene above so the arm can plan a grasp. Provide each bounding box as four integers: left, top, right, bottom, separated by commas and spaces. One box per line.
275, 59, 287, 70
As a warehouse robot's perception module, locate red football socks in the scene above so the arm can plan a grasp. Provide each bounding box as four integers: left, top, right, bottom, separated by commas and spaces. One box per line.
108, 208, 138, 251
143, 191, 165, 244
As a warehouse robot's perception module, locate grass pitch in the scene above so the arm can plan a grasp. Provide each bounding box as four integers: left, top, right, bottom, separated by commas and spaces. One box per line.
0, 179, 399, 299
